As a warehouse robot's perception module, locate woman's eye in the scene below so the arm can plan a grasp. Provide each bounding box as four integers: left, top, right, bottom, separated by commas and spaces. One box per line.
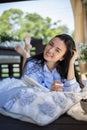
56, 49, 60, 53
49, 42, 53, 46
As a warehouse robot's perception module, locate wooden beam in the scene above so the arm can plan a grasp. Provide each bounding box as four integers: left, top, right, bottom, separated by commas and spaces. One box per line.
70, 0, 84, 44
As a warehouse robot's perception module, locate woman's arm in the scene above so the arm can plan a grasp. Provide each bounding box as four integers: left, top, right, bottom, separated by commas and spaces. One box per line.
64, 50, 81, 92
67, 50, 78, 80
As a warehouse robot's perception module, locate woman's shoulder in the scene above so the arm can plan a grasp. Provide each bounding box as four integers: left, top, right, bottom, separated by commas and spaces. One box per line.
26, 60, 36, 67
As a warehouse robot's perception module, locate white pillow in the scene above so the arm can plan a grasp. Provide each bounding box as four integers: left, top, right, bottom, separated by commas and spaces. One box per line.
1, 88, 80, 126
0, 78, 83, 126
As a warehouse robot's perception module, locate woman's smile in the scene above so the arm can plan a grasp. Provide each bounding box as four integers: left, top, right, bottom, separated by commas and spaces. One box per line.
45, 51, 53, 57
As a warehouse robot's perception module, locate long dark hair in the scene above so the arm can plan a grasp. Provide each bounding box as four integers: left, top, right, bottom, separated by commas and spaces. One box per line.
24, 34, 84, 88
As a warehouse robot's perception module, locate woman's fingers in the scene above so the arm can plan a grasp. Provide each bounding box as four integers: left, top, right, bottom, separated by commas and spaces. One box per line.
51, 81, 64, 91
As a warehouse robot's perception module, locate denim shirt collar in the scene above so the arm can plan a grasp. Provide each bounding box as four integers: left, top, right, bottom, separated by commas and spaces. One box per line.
43, 63, 57, 74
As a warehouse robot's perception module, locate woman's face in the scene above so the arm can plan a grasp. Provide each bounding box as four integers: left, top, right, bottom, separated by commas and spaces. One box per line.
44, 37, 67, 64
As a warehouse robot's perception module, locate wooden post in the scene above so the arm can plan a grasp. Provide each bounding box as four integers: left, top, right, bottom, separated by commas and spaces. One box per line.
70, 0, 84, 44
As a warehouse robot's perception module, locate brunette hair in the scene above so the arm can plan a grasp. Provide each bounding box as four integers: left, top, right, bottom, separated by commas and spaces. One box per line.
23, 34, 84, 88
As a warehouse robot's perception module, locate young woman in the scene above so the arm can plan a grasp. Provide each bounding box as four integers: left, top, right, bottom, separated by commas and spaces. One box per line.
18, 33, 84, 92
0, 34, 84, 111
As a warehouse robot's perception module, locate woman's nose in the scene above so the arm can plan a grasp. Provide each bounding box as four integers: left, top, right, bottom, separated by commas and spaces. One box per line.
49, 47, 55, 53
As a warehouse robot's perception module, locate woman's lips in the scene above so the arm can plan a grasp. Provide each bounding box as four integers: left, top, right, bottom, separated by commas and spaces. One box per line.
45, 52, 52, 57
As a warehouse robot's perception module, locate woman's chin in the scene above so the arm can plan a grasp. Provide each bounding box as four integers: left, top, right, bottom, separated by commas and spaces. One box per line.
44, 55, 51, 61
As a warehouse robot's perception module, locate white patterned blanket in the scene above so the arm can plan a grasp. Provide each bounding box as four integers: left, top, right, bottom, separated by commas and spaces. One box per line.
0, 78, 87, 126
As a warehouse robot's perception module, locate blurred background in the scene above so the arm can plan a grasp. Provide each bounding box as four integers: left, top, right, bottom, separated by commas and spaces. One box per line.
0, 0, 75, 45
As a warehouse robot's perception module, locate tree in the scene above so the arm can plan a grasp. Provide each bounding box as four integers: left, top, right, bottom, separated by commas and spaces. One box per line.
0, 9, 23, 36
0, 9, 71, 44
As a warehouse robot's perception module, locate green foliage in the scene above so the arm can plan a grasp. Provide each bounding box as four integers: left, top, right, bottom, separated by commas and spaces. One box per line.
0, 32, 20, 43
78, 43, 87, 62
0, 8, 71, 44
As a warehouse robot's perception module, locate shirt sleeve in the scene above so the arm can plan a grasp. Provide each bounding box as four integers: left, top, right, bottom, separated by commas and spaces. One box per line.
63, 77, 81, 92
22, 61, 35, 77
21, 61, 43, 86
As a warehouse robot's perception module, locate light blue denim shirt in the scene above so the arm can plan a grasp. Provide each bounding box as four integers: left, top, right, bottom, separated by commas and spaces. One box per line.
22, 60, 81, 92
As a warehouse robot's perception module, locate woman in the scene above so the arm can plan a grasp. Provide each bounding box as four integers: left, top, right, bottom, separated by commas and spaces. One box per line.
17, 34, 84, 92
0, 33, 84, 115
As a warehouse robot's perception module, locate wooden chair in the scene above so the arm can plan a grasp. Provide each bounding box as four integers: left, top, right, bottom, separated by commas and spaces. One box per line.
30, 38, 45, 55
0, 38, 45, 79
